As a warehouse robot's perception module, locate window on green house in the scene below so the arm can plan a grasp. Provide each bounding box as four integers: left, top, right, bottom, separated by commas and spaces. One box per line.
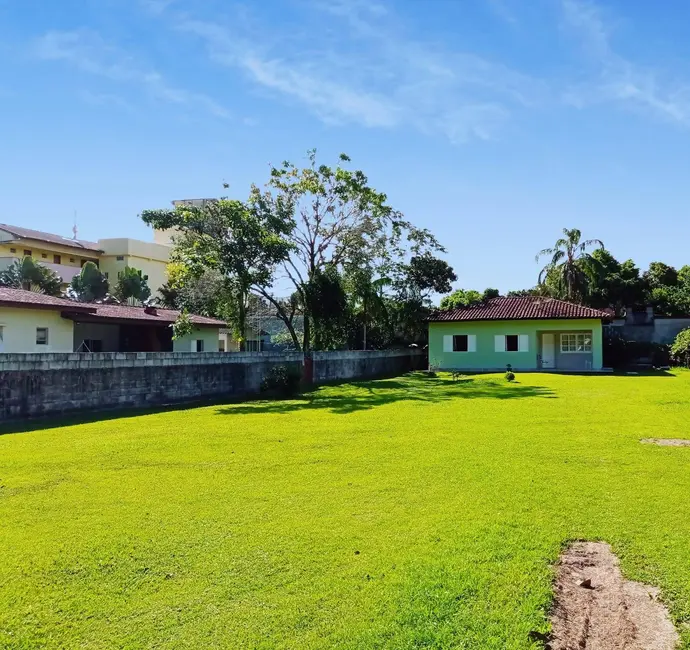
505, 335, 519, 352
453, 335, 468, 352
561, 333, 592, 353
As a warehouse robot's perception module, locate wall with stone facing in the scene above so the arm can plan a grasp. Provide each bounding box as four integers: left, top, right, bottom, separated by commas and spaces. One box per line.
0, 349, 424, 420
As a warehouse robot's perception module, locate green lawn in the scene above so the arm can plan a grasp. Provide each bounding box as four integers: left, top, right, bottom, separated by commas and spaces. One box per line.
2, 372, 690, 649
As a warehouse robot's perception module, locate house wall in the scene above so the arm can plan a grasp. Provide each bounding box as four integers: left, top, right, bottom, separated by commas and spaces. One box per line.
428, 319, 603, 371
173, 327, 222, 352
538, 330, 595, 371
98, 238, 170, 295
0, 307, 74, 353
0, 349, 425, 419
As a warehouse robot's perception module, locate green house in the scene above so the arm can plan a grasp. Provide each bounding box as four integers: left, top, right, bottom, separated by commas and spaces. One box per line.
428, 296, 610, 372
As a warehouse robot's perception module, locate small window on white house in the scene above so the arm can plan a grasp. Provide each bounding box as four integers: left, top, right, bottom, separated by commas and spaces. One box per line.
0, 326, 4, 350
561, 333, 592, 353
495, 334, 529, 352
116, 255, 125, 262
505, 335, 519, 352
195, 340, 205, 352
453, 335, 468, 352
36, 328, 49, 345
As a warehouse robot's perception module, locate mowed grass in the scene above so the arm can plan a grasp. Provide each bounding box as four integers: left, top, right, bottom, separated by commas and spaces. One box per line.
2, 372, 690, 649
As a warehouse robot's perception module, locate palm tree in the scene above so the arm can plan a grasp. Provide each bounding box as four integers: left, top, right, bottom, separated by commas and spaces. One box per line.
0, 256, 63, 296
536, 228, 604, 301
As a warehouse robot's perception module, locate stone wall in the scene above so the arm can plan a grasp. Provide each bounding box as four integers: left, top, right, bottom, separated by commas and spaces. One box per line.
0, 350, 424, 420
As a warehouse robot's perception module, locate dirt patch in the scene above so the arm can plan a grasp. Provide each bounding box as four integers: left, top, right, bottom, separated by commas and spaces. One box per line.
547, 541, 678, 649
641, 438, 690, 447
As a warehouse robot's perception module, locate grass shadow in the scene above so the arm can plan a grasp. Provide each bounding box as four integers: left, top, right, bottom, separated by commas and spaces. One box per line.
215, 372, 556, 416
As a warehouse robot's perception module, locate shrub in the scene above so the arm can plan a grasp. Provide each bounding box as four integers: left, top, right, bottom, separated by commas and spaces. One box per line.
671, 329, 690, 367
505, 371, 515, 382
260, 365, 302, 396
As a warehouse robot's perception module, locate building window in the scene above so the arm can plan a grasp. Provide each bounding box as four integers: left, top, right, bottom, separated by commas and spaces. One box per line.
0, 325, 4, 350
505, 335, 519, 352
9, 248, 16, 253
23, 249, 32, 257
453, 335, 468, 352
116, 255, 125, 262
83, 339, 103, 353
54, 254, 61, 264
104, 272, 109, 279
70, 257, 75, 263
561, 333, 592, 353
42, 253, 48, 259
219, 339, 226, 352
36, 328, 49, 345
195, 340, 205, 352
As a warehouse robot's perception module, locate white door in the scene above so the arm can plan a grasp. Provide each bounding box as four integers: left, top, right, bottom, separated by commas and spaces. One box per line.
541, 333, 555, 369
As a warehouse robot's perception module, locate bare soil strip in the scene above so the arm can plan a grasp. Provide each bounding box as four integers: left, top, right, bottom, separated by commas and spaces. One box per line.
547, 541, 678, 649
641, 438, 690, 447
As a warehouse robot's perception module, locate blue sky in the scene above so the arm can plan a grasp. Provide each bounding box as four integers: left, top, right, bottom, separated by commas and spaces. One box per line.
2, 0, 690, 293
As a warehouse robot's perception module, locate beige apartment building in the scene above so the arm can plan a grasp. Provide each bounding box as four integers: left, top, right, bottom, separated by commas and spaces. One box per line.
0, 223, 171, 294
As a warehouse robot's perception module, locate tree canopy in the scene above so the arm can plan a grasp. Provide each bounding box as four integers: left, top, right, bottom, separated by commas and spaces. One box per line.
0, 257, 63, 296
69, 262, 109, 302
142, 150, 452, 351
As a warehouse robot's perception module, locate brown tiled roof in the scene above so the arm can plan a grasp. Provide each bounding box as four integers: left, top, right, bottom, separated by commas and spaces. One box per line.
0, 287, 96, 312
429, 296, 610, 322
0, 223, 101, 253
0, 288, 224, 326
89, 304, 226, 326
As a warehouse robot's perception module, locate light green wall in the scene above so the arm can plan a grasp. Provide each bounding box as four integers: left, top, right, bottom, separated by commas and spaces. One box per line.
0, 307, 74, 353
428, 319, 603, 371
173, 327, 221, 352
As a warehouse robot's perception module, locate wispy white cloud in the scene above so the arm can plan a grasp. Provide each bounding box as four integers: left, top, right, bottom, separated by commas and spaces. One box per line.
32, 29, 231, 119
561, 0, 690, 126
78, 89, 135, 112
160, 1, 546, 143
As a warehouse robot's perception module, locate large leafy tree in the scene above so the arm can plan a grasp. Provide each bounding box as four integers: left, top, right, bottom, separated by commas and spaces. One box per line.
259, 150, 444, 351
536, 228, 604, 301
143, 197, 294, 349
0, 257, 62, 296
69, 261, 109, 302
586, 249, 646, 314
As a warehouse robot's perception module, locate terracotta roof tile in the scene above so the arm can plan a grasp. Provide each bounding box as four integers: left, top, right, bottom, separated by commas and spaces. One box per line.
429, 296, 610, 322
90, 304, 226, 326
0, 288, 225, 325
0, 287, 96, 311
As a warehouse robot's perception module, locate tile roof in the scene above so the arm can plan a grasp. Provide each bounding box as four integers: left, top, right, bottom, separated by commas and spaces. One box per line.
0, 288, 225, 325
429, 296, 611, 322
0, 223, 101, 253
0, 287, 96, 312
89, 304, 226, 326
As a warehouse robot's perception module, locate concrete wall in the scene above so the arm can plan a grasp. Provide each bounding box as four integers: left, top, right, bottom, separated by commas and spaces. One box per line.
0, 349, 424, 419
428, 319, 603, 371
607, 319, 690, 345
0, 307, 74, 353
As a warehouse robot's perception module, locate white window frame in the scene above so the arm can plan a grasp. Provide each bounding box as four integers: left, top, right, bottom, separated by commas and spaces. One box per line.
496, 334, 529, 353
444, 334, 476, 353
36, 327, 49, 346
560, 333, 592, 354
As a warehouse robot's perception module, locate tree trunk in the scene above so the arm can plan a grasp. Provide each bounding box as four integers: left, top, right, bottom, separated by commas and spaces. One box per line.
303, 313, 312, 353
